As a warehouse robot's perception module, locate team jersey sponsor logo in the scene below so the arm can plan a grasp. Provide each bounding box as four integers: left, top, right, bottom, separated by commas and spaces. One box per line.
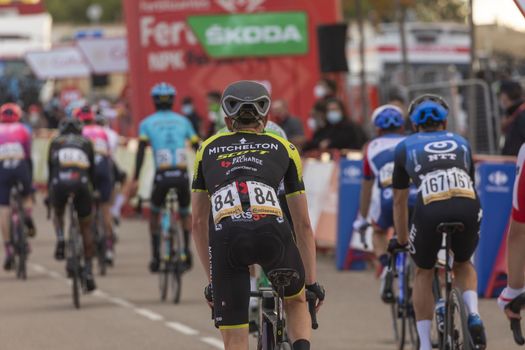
208, 143, 278, 155
230, 209, 268, 222
218, 150, 269, 159
424, 140, 459, 162
0, 142, 24, 160
225, 165, 258, 176
231, 154, 263, 166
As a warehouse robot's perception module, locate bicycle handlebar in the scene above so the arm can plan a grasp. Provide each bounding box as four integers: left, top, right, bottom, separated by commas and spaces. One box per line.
506, 292, 525, 345
306, 290, 319, 330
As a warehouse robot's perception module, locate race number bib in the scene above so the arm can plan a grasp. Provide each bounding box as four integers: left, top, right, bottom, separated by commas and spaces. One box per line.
93, 139, 109, 155
378, 162, 394, 187
156, 149, 173, 169
176, 148, 188, 167
0, 142, 24, 160
421, 168, 475, 205
211, 183, 243, 224
247, 181, 283, 217
58, 148, 90, 168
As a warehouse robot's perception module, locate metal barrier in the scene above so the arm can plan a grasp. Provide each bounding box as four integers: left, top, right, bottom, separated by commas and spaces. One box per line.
406, 79, 497, 154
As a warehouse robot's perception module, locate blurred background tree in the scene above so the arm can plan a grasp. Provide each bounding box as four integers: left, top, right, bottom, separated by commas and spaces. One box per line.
343, 0, 468, 22
44, 0, 122, 23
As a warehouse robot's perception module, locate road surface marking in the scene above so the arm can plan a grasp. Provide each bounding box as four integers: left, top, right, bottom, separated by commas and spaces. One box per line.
108, 296, 134, 308
166, 322, 199, 335
134, 308, 164, 321
201, 337, 224, 349
48, 271, 62, 280
31, 264, 46, 273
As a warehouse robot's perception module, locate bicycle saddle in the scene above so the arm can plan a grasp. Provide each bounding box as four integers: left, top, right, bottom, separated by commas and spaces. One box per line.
436, 222, 465, 235
267, 268, 300, 288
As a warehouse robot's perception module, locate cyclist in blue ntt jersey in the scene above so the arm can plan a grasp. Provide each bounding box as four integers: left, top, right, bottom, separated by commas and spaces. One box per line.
390, 94, 486, 350
132, 82, 200, 273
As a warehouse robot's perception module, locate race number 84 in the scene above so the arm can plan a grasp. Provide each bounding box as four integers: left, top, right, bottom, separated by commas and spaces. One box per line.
247, 181, 283, 217
211, 183, 242, 224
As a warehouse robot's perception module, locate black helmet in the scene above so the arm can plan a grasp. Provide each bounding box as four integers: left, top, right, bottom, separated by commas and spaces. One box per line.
59, 118, 83, 135
221, 81, 271, 119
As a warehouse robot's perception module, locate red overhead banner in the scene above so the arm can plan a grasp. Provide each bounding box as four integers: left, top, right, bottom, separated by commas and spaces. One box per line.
123, 0, 341, 134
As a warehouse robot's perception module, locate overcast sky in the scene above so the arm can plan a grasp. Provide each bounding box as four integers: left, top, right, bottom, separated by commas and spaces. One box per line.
474, 0, 525, 31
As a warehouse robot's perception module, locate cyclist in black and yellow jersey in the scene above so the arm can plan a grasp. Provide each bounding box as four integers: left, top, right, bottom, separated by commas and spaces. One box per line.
191, 81, 324, 350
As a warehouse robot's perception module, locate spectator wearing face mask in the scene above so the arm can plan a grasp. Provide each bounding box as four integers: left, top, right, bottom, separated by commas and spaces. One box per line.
313, 78, 338, 103
304, 98, 368, 152
181, 96, 202, 138
270, 99, 306, 150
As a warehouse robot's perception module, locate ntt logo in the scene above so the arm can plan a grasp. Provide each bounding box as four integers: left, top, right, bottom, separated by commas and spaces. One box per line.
488, 171, 508, 186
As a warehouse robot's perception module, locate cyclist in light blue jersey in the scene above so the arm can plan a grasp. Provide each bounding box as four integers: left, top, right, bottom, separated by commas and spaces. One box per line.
132, 82, 200, 273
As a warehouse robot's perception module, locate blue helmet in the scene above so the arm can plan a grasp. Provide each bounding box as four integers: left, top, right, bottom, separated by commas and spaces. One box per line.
371, 104, 404, 129
151, 82, 176, 108
408, 94, 449, 126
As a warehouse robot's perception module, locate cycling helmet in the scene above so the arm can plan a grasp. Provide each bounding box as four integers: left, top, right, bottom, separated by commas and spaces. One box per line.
95, 112, 107, 126
221, 81, 271, 120
371, 104, 404, 129
0, 103, 22, 123
59, 117, 83, 135
151, 82, 176, 108
408, 94, 449, 126
74, 105, 95, 122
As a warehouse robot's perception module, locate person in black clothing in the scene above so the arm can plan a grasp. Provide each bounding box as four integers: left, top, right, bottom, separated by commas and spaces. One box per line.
48, 118, 97, 291
499, 80, 525, 156
304, 98, 368, 152
181, 96, 202, 138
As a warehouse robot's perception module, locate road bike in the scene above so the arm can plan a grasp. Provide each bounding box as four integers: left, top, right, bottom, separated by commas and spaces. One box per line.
65, 193, 87, 309
433, 222, 473, 350
249, 268, 318, 350
387, 248, 418, 350
10, 182, 29, 280
158, 189, 187, 304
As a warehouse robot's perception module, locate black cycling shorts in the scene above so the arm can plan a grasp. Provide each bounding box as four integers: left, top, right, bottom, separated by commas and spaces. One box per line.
112, 161, 127, 184
95, 156, 114, 203
0, 160, 32, 206
151, 169, 190, 212
51, 179, 93, 218
210, 215, 305, 329
409, 197, 481, 269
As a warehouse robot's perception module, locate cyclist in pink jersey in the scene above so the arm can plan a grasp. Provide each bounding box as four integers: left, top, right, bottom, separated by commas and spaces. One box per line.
0, 103, 35, 271
75, 106, 115, 265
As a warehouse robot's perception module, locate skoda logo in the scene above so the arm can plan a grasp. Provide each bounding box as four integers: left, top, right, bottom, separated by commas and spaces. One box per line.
488, 171, 508, 186
344, 165, 361, 178
424, 141, 458, 154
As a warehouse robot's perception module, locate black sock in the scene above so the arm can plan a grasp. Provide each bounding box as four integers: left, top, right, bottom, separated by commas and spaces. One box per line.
293, 339, 310, 350
151, 233, 160, 259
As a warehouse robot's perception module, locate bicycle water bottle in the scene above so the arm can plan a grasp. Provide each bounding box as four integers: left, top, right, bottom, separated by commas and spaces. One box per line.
435, 298, 445, 333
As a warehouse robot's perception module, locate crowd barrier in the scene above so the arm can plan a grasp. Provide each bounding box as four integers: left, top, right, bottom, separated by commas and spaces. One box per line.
32, 137, 516, 297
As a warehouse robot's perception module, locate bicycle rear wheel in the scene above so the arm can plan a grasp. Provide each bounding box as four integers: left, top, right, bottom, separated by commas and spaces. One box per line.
171, 227, 183, 304
15, 224, 27, 280
404, 262, 418, 349
445, 288, 472, 350
159, 262, 170, 301
94, 213, 107, 276
69, 238, 81, 309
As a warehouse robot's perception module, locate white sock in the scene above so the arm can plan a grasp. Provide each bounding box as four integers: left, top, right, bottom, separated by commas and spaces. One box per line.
250, 276, 257, 291
111, 194, 126, 217
416, 320, 432, 350
462, 290, 479, 315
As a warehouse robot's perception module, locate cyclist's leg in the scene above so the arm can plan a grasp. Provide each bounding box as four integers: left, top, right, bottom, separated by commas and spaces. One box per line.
110, 161, 127, 221
50, 182, 67, 260
174, 171, 192, 261
449, 199, 485, 345
210, 220, 250, 349
19, 161, 35, 236
0, 167, 14, 269
149, 171, 167, 271
371, 188, 394, 268
409, 203, 442, 350
96, 157, 114, 243
75, 183, 96, 291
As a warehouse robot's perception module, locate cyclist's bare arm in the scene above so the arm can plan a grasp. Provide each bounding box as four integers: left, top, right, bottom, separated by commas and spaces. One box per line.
393, 188, 409, 244
191, 191, 211, 281
286, 193, 317, 285
359, 178, 374, 219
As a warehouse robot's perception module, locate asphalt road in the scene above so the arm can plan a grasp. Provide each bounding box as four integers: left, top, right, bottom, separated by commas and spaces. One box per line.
0, 202, 517, 350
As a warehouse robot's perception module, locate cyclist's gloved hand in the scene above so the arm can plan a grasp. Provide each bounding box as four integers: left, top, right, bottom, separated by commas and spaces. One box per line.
498, 286, 525, 319
352, 215, 369, 233
306, 282, 325, 310
204, 283, 213, 308
387, 238, 408, 254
